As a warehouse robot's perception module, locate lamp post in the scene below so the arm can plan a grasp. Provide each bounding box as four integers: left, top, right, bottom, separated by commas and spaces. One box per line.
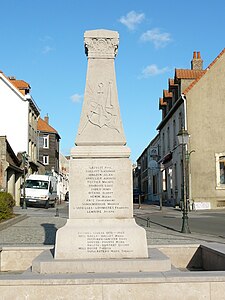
159, 163, 163, 211
137, 165, 141, 209
22, 152, 27, 209
177, 127, 191, 233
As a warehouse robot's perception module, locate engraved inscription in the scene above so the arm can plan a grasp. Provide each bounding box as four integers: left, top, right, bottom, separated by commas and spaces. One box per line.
75, 165, 129, 214
77, 231, 133, 254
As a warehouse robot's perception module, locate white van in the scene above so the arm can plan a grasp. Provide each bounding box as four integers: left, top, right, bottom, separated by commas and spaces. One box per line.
22, 174, 58, 208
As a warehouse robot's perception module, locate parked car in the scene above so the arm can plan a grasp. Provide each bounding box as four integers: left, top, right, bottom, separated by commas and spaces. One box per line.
21, 174, 58, 208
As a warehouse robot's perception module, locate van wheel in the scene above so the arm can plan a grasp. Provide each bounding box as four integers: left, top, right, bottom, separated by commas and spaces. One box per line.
45, 200, 49, 209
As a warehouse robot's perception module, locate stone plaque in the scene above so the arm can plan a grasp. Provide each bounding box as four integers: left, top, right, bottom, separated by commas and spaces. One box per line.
69, 158, 132, 219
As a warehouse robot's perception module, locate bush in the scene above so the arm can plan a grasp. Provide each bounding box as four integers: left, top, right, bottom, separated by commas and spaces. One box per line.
0, 192, 15, 221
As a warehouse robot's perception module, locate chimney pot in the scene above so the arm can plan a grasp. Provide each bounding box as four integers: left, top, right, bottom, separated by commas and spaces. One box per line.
44, 114, 49, 124
191, 51, 203, 70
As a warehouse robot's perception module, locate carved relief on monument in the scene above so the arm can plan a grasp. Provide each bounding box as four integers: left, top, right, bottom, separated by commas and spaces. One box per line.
79, 81, 120, 134
85, 37, 118, 58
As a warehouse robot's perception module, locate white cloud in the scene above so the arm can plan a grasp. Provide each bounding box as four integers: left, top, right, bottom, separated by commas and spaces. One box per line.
42, 45, 54, 54
119, 11, 145, 30
71, 93, 83, 103
40, 36, 54, 54
140, 28, 172, 48
140, 64, 169, 78
40, 36, 53, 42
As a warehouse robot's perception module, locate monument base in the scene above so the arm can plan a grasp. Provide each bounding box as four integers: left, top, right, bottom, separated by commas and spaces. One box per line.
32, 248, 171, 274
54, 218, 148, 259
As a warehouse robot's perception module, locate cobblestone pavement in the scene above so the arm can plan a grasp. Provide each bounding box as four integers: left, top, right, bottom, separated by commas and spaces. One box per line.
0, 203, 225, 247
0, 205, 67, 247
134, 204, 225, 245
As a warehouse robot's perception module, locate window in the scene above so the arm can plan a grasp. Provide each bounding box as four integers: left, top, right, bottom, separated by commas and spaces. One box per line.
219, 157, 225, 184
43, 155, 49, 165
152, 175, 158, 195
25, 180, 48, 189
162, 169, 167, 191
167, 126, 170, 151
173, 120, 176, 147
43, 135, 49, 148
162, 133, 165, 156
215, 153, 225, 188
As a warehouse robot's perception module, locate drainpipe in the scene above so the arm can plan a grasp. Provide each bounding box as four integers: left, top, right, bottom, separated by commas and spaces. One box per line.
181, 94, 187, 130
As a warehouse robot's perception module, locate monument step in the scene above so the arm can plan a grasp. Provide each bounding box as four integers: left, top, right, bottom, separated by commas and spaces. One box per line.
32, 248, 171, 274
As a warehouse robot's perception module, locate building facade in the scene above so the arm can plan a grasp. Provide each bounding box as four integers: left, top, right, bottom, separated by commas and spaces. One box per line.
0, 136, 23, 204
156, 49, 225, 209
136, 134, 161, 204
37, 115, 60, 175
58, 153, 69, 201
0, 71, 40, 172
0, 71, 40, 204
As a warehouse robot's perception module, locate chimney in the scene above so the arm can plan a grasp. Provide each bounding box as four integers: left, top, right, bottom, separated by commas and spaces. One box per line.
191, 51, 203, 70
44, 114, 49, 124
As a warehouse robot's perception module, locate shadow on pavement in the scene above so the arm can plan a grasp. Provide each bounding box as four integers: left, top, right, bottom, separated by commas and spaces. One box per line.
41, 223, 57, 245
135, 216, 181, 233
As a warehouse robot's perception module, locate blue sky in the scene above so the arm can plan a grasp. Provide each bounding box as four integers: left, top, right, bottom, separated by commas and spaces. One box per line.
0, 0, 224, 163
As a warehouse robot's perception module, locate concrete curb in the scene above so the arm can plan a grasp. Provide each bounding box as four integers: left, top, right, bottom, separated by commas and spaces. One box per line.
0, 214, 28, 231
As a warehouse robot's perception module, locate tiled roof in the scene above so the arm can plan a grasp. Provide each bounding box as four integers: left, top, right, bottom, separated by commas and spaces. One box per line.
9, 79, 30, 89
37, 117, 58, 134
163, 90, 172, 98
0, 70, 30, 95
169, 78, 175, 85
168, 78, 178, 92
175, 69, 205, 79
183, 48, 225, 94
159, 97, 167, 108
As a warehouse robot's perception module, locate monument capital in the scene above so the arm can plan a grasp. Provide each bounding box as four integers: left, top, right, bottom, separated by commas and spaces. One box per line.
84, 29, 119, 59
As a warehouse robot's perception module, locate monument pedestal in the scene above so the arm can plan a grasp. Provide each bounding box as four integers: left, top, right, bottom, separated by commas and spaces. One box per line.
54, 144, 150, 262
55, 219, 148, 260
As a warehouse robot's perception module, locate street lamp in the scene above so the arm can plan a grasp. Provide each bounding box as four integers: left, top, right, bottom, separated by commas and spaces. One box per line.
177, 127, 191, 233
21, 152, 28, 209
137, 165, 142, 209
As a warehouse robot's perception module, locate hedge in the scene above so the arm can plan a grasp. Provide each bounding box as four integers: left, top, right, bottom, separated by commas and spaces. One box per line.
0, 192, 15, 221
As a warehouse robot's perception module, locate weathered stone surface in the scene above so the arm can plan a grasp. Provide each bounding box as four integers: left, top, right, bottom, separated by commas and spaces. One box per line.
69, 157, 132, 219
55, 219, 148, 259
53, 29, 148, 266
33, 248, 171, 273
76, 30, 126, 146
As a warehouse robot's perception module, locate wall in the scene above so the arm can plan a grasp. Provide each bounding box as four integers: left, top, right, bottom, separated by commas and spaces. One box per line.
187, 53, 225, 207
0, 76, 28, 154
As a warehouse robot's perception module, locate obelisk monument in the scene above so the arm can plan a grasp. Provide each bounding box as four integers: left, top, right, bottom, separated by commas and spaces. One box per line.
54, 29, 148, 268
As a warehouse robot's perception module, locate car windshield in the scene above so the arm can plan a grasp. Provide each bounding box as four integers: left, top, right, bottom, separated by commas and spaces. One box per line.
25, 180, 49, 190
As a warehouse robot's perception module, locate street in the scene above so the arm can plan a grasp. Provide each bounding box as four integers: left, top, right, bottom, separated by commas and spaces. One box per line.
1, 203, 225, 247
134, 205, 225, 241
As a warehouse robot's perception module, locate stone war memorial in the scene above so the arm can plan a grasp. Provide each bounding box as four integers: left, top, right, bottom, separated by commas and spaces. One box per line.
2, 30, 225, 300
33, 29, 169, 274
55, 29, 148, 264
